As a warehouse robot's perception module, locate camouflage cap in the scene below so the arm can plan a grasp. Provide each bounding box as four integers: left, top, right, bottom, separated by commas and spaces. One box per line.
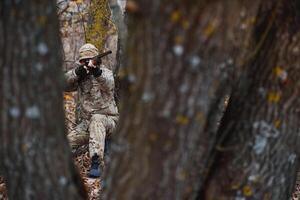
78, 43, 99, 61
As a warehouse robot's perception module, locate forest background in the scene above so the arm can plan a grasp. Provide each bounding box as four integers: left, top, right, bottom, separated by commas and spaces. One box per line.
0, 0, 300, 200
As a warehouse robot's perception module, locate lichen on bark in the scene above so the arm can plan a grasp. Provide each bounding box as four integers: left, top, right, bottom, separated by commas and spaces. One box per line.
86, 0, 115, 51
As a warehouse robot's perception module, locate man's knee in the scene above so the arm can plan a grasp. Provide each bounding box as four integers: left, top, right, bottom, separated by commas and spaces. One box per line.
90, 114, 107, 124
90, 114, 117, 136
91, 114, 106, 121
68, 135, 80, 148
67, 130, 89, 148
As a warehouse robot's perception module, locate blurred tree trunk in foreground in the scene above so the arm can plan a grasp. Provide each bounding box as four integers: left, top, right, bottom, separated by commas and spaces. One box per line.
0, 1, 86, 199
204, 0, 300, 199
104, 0, 260, 199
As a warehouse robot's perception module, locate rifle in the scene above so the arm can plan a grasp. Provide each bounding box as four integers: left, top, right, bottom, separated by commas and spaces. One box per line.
93, 50, 112, 61
80, 50, 112, 66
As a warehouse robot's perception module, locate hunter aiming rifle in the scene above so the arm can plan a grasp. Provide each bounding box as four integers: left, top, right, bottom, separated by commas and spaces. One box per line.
80, 50, 113, 66
92, 50, 112, 64
97, 50, 112, 59
76, 50, 113, 79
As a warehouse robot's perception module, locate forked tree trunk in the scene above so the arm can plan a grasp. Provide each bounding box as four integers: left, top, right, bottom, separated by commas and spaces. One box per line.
0, 1, 86, 199
204, 1, 300, 199
104, 0, 260, 199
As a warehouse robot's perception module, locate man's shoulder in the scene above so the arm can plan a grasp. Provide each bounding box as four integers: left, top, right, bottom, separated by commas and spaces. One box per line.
100, 65, 113, 74
100, 64, 112, 70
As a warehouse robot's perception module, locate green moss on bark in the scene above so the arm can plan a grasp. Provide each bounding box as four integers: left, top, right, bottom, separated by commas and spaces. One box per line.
86, 0, 111, 51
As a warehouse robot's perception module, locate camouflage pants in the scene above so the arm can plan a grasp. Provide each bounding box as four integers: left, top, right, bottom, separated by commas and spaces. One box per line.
67, 114, 118, 160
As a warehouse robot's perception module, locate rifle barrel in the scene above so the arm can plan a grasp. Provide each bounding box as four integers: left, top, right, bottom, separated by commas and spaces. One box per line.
96, 50, 112, 58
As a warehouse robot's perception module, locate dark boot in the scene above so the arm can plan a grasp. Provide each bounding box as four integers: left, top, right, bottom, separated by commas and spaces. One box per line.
88, 153, 101, 178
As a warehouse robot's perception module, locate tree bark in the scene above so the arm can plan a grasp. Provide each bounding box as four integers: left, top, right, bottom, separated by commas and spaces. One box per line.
0, 1, 86, 199
204, 1, 300, 199
104, 0, 260, 199
109, 0, 127, 74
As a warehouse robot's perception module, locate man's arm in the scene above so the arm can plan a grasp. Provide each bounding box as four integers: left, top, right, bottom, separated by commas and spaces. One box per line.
93, 67, 115, 90
64, 64, 89, 92
64, 69, 79, 92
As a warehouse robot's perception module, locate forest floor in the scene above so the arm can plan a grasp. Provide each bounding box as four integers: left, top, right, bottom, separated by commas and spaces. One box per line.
0, 177, 7, 200
73, 146, 102, 200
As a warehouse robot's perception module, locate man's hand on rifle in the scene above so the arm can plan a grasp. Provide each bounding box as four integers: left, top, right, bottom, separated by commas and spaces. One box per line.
75, 58, 102, 79
75, 50, 112, 79
75, 64, 89, 79
86, 59, 102, 77
88, 65, 102, 77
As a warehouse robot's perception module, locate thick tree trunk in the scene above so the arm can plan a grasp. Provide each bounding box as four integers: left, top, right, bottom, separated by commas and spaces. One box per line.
204, 1, 300, 199
0, 1, 86, 199
104, 0, 260, 199
109, 0, 127, 74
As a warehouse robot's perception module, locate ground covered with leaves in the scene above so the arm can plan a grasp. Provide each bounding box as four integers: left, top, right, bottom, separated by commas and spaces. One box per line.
0, 177, 7, 200
74, 147, 102, 200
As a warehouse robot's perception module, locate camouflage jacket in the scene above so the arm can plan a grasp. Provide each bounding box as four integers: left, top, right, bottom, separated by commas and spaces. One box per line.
64, 65, 119, 120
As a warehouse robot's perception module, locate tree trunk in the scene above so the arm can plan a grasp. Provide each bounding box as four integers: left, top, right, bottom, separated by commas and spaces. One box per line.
104, 0, 260, 199
204, 1, 300, 199
0, 1, 86, 199
109, 0, 127, 75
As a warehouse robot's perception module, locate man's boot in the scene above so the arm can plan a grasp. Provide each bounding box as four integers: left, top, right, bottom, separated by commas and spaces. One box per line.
89, 153, 101, 178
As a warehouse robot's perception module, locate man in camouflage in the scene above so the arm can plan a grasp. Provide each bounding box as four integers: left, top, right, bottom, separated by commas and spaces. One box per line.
64, 43, 118, 178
